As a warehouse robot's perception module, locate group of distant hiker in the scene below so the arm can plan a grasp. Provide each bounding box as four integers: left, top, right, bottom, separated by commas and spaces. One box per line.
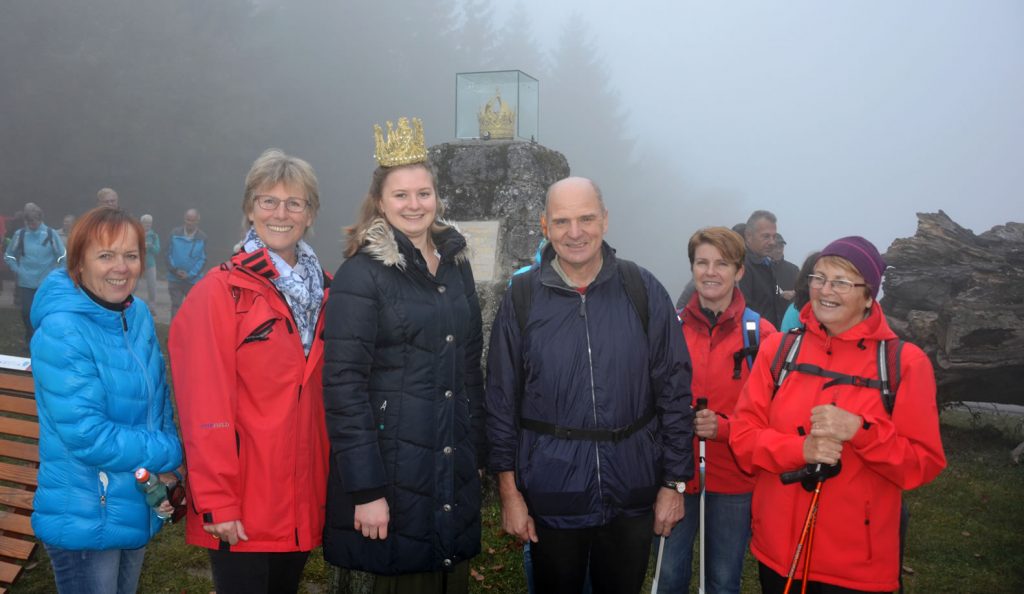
19, 116, 945, 594
3, 190, 208, 350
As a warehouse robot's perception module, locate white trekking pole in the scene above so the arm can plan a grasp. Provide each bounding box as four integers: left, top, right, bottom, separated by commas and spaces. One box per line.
697, 397, 708, 594
651, 534, 666, 593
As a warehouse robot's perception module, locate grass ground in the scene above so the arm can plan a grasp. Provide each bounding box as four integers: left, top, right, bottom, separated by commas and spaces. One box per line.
4, 307, 1023, 592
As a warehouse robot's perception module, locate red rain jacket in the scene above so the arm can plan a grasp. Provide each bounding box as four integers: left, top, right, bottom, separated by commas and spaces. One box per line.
680, 288, 777, 494
730, 302, 946, 591
169, 249, 330, 552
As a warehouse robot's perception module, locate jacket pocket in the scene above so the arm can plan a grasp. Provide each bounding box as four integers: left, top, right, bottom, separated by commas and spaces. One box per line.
241, 318, 277, 344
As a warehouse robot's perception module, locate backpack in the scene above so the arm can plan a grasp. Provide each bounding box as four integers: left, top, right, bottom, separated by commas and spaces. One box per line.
731, 307, 761, 379
769, 329, 904, 415
11, 226, 59, 260
509, 258, 649, 337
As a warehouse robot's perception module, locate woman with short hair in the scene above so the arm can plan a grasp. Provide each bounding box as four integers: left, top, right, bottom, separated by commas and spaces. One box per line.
30, 207, 182, 594
169, 149, 330, 594
658, 226, 776, 594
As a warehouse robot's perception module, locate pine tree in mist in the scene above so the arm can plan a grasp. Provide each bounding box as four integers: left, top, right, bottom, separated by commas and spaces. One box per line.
0, 0, 258, 232
544, 15, 636, 186
487, 2, 547, 84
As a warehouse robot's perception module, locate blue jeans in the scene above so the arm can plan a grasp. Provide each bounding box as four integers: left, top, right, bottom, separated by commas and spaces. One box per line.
44, 543, 147, 594
654, 491, 751, 594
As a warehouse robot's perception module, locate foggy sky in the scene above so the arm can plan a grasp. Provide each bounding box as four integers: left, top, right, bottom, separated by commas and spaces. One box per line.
497, 0, 1024, 297
2, 0, 1021, 300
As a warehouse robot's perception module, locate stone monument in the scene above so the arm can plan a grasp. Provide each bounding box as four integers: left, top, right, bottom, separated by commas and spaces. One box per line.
429, 139, 568, 345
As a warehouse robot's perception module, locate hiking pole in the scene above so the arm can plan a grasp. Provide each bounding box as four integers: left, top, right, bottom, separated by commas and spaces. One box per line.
651, 534, 666, 593
696, 397, 708, 594
799, 492, 821, 594
781, 465, 827, 594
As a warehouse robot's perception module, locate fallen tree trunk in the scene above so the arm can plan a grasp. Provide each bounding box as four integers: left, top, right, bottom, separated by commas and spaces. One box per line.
882, 210, 1024, 406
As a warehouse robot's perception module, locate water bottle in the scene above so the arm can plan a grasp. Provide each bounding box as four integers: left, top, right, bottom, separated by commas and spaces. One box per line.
134, 468, 172, 521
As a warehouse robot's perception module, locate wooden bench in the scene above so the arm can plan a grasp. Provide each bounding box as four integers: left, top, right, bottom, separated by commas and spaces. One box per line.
0, 369, 38, 594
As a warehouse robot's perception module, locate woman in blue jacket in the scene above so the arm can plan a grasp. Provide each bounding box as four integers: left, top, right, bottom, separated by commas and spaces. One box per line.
29, 207, 183, 594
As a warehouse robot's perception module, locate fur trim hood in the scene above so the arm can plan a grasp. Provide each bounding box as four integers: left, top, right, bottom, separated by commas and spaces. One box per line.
358, 217, 470, 269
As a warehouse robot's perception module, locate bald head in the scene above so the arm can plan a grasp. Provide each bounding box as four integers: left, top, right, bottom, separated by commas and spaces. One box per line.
545, 177, 605, 215
184, 209, 200, 233
97, 188, 119, 208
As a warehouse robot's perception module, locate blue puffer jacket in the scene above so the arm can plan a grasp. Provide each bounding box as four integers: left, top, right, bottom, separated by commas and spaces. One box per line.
487, 243, 694, 529
29, 269, 182, 550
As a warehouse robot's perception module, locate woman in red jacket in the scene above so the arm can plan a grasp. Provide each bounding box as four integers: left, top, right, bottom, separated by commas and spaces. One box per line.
730, 236, 946, 593
169, 149, 330, 594
658, 226, 776, 594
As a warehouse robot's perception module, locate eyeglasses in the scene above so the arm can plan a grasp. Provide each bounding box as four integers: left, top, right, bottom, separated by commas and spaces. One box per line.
254, 195, 309, 213
808, 274, 867, 295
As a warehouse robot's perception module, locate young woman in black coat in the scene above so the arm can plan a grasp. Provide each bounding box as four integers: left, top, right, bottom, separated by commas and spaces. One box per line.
321, 118, 485, 594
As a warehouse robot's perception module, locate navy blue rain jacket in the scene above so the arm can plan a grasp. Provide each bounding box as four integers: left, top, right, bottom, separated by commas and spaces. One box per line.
487, 243, 694, 529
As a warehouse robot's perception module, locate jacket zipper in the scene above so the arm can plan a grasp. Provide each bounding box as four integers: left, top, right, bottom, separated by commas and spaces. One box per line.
579, 292, 606, 519
121, 310, 156, 430
98, 470, 109, 516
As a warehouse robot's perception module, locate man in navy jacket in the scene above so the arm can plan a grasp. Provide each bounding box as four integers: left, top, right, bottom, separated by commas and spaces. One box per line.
486, 177, 694, 593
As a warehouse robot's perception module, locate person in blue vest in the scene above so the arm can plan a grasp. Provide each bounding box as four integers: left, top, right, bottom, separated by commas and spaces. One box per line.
165, 208, 206, 318
30, 207, 182, 594
3, 202, 65, 347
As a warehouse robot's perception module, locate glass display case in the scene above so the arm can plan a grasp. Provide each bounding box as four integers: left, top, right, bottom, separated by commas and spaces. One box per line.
456, 70, 538, 141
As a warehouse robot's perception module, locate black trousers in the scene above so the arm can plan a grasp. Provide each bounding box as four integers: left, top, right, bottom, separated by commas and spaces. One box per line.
759, 562, 891, 594
208, 549, 310, 594
532, 511, 653, 594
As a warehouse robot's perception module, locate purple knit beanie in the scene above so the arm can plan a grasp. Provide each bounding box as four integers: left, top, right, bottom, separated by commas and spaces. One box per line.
818, 236, 886, 299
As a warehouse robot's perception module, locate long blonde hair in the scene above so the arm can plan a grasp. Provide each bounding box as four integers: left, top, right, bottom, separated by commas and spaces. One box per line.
344, 161, 448, 257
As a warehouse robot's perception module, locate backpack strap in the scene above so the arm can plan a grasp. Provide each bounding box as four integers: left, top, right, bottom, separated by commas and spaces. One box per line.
733, 307, 762, 379
879, 339, 904, 415
771, 331, 905, 417
11, 228, 24, 259
616, 259, 649, 335
509, 267, 535, 337
46, 227, 61, 260
770, 330, 803, 392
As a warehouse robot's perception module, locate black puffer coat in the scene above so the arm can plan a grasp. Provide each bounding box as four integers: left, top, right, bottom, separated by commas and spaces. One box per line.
322, 218, 484, 575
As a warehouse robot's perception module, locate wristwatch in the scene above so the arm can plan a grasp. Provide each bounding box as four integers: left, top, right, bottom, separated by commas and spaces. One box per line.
663, 480, 686, 493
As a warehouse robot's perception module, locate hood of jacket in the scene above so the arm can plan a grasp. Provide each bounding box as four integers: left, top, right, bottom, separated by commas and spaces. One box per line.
357, 217, 469, 270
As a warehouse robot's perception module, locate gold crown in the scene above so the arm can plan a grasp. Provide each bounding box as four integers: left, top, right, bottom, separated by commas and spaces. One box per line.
478, 89, 516, 139
374, 117, 427, 167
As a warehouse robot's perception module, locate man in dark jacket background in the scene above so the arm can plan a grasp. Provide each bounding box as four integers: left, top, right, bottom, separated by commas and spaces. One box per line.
486, 177, 694, 593
737, 209, 786, 327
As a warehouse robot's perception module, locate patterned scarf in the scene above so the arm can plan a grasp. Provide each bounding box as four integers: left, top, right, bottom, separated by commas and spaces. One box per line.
243, 227, 324, 355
